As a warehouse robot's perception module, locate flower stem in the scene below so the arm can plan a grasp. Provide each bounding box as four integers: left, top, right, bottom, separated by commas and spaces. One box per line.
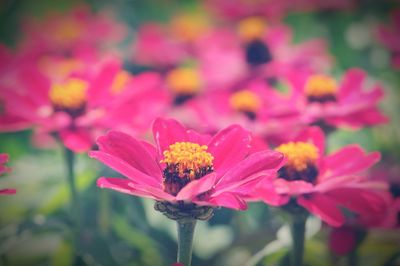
63, 147, 82, 251
290, 214, 307, 266
347, 248, 358, 266
177, 219, 197, 266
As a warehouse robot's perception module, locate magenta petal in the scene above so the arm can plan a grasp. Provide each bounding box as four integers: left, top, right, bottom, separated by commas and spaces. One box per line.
208, 125, 252, 173
89, 151, 161, 188
97, 177, 172, 201
152, 118, 188, 157
325, 188, 387, 217
206, 192, 248, 210
214, 150, 284, 190
0, 189, 16, 195
96, 131, 161, 178
254, 180, 290, 206
60, 129, 92, 153
323, 145, 380, 177
338, 68, 366, 99
176, 173, 218, 201
297, 194, 345, 227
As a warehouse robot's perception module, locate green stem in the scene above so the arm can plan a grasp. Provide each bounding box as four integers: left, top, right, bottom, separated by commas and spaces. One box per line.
98, 189, 110, 236
347, 249, 358, 266
177, 219, 197, 266
290, 214, 307, 266
63, 147, 82, 250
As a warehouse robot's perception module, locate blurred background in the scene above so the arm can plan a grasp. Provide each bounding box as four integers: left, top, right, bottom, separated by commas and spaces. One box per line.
0, 0, 399, 265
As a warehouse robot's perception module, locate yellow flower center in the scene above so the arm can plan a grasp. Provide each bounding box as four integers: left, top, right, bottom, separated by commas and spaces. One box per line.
111, 70, 131, 94
229, 90, 261, 114
276, 141, 318, 172
49, 78, 88, 109
161, 142, 214, 195
237, 16, 267, 42
170, 13, 209, 42
166, 68, 201, 95
305, 75, 338, 100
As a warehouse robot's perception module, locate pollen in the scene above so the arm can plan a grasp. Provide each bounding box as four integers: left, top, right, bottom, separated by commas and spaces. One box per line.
111, 70, 131, 94
238, 16, 267, 42
276, 141, 318, 172
170, 13, 209, 42
161, 142, 214, 180
305, 75, 338, 99
166, 68, 201, 95
229, 90, 261, 114
49, 78, 88, 109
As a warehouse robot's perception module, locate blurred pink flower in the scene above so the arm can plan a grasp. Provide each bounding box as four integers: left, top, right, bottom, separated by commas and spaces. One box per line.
288, 68, 388, 129
0, 154, 16, 195
256, 127, 389, 227
0, 56, 167, 152
19, 5, 126, 59
132, 23, 189, 68
377, 9, 400, 69
91, 118, 284, 210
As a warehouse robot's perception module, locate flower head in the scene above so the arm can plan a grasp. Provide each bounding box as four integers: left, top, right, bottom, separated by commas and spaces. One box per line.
91, 118, 284, 215
256, 127, 389, 227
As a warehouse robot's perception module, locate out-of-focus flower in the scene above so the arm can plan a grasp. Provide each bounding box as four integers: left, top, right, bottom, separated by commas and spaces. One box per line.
91, 118, 284, 213
0, 56, 167, 152
288, 69, 388, 130
19, 5, 126, 59
0, 154, 16, 195
256, 127, 389, 227
377, 9, 400, 69
187, 79, 302, 143
196, 19, 331, 90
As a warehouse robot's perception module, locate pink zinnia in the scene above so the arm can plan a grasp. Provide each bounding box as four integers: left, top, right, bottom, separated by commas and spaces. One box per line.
256, 127, 388, 227
0, 154, 16, 195
288, 68, 388, 129
0, 56, 167, 152
91, 118, 284, 211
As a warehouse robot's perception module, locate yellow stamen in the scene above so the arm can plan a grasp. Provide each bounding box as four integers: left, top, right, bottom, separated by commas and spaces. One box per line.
229, 90, 261, 113
170, 13, 209, 42
237, 16, 267, 42
166, 68, 201, 95
161, 142, 214, 180
49, 78, 88, 109
305, 75, 338, 98
111, 70, 131, 94
276, 141, 318, 171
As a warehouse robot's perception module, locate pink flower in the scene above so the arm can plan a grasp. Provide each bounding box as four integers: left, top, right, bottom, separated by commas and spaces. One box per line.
0, 154, 16, 195
377, 9, 400, 69
0, 56, 167, 152
19, 5, 126, 59
256, 127, 389, 227
186, 79, 302, 144
287, 68, 388, 129
91, 118, 284, 210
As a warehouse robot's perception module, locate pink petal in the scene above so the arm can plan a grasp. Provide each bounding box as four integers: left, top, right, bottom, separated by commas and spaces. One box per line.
325, 188, 387, 217
89, 151, 161, 188
60, 129, 93, 153
96, 131, 161, 178
176, 173, 218, 201
338, 68, 366, 99
152, 118, 188, 158
254, 179, 290, 206
208, 124, 251, 173
206, 192, 248, 210
214, 150, 284, 193
0, 189, 16, 195
97, 177, 173, 201
274, 179, 315, 195
297, 193, 345, 227
323, 145, 380, 177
